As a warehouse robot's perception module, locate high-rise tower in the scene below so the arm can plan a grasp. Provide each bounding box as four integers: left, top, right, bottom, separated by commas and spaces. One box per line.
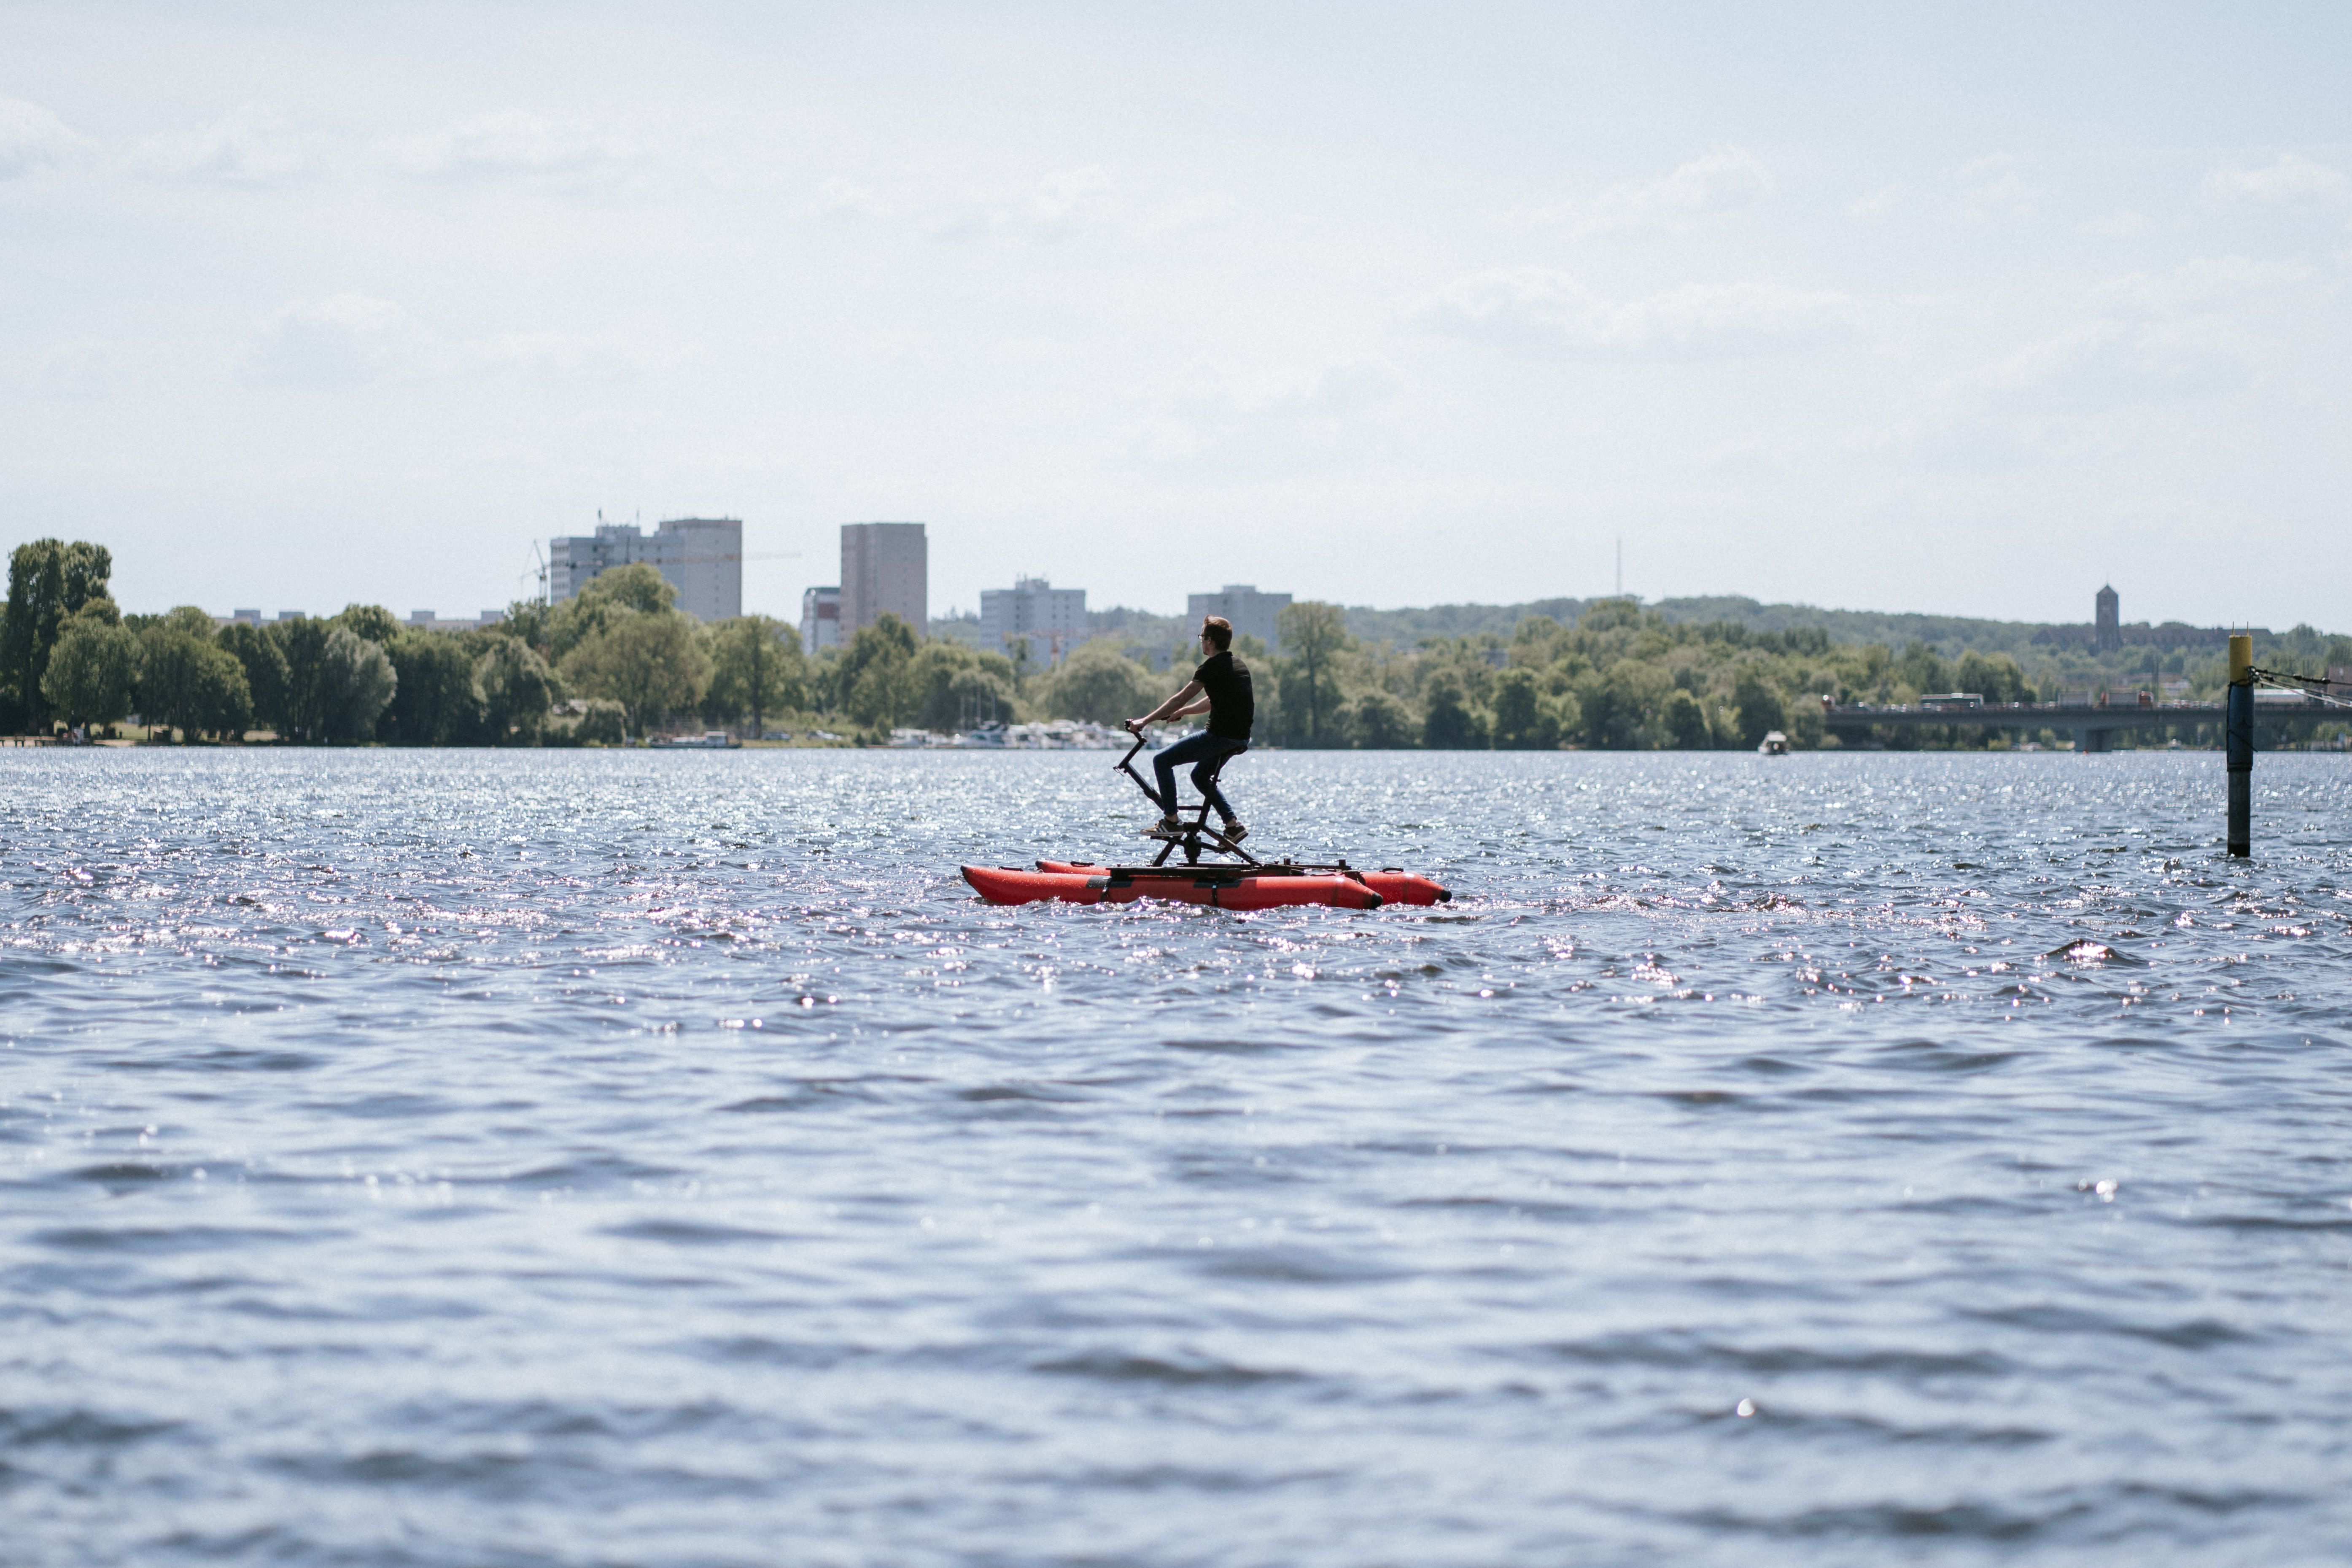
840, 523, 927, 639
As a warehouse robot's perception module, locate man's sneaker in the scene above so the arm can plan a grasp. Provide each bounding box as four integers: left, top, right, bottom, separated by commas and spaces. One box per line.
1220, 821, 1248, 843
1145, 816, 1183, 838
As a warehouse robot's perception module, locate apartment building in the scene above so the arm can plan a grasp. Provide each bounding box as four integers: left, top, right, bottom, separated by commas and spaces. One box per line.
1186, 584, 1292, 657
548, 517, 744, 622
979, 577, 1087, 665
801, 586, 841, 655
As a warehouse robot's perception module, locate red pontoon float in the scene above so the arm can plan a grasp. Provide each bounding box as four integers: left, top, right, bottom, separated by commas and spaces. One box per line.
958, 734, 1452, 911
964, 863, 1391, 910
1037, 860, 1447, 906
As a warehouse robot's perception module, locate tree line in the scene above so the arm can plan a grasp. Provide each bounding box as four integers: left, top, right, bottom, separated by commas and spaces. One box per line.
1229, 598, 2039, 750
13, 535, 2231, 751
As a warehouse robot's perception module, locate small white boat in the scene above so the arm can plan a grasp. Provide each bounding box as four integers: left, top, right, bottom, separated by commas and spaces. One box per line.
1757, 730, 1789, 756
651, 730, 739, 749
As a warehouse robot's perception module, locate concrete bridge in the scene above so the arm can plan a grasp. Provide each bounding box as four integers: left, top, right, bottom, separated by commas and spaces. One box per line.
1817, 695, 2333, 753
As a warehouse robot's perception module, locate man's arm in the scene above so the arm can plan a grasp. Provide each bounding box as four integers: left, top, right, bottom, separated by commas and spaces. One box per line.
1127, 680, 1204, 732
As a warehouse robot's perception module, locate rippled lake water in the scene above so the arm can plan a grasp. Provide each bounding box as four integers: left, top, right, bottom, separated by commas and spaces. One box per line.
4, 748, 2350, 1566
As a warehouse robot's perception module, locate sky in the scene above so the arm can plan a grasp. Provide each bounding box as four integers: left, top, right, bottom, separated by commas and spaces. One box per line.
3, 1, 2347, 630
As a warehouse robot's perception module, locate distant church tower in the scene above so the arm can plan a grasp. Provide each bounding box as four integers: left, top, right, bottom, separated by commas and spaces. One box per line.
2094, 585, 2120, 652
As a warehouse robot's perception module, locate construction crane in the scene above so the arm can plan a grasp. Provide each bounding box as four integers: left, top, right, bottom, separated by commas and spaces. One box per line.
665, 550, 803, 566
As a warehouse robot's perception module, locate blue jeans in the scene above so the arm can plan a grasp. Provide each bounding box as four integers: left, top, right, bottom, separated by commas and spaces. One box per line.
1153, 733, 1247, 821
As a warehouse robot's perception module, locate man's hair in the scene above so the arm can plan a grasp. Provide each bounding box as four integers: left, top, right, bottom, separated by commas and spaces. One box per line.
1200, 616, 1233, 651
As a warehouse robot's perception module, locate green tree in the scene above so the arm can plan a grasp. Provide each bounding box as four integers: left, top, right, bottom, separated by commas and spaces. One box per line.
270, 618, 334, 740
477, 637, 558, 743
573, 699, 627, 745
1510, 614, 1567, 668
1730, 665, 1788, 749
1584, 661, 1672, 748
1953, 650, 2033, 705
705, 615, 808, 736
1042, 640, 1159, 726
219, 624, 292, 736
933, 665, 1016, 730
904, 642, 1017, 732
274, 620, 336, 743
563, 611, 708, 736
1276, 601, 1353, 747
40, 612, 141, 730
137, 624, 239, 739
1491, 669, 1560, 749
131, 609, 224, 736
1550, 686, 1582, 743
193, 649, 254, 738
383, 632, 484, 745
831, 614, 921, 732
496, 598, 554, 653
3, 539, 113, 730
1347, 690, 1414, 749
545, 565, 679, 663
1661, 688, 1709, 749
1782, 694, 1825, 749
1578, 597, 1643, 633
1422, 672, 1486, 749
334, 604, 403, 646
156, 606, 218, 641
318, 627, 399, 741
266, 619, 396, 741
1893, 641, 1949, 697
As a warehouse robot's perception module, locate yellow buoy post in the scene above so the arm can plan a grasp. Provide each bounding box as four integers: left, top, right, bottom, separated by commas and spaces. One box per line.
2226, 633, 2253, 857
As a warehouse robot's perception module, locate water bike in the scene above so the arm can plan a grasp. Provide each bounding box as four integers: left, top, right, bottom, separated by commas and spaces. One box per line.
960, 730, 1451, 910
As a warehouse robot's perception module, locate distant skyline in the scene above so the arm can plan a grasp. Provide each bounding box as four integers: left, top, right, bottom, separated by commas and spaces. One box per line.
3, 2, 2347, 628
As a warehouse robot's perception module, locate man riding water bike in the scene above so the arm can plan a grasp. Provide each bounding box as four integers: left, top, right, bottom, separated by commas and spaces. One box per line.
1126, 616, 1252, 843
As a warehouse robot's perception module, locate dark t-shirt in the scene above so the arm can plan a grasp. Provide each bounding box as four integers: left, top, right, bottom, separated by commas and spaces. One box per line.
1195, 650, 1253, 741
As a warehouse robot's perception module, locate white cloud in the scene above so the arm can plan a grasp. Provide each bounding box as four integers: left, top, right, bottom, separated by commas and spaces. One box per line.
2092, 255, 2316, 316
1959, 155, 2033, 221
11, 100, 626, 189
1140, 193, 1231, 235
239, 295, 426, 388
1421, 267, 1851, 360
127, 105, 315, 186
807, 176, 891, 219
0, 96, 90, 179
935, 166, 1114, 241
1580, 145, 1775, 229
36, 339, 118, 400
1028, 166, 1110, 230
2081, 210, 2150, 237
3, 337, 119, 399
1846, 184, 1901, 222
1961, 255, 2323, 433
383, 110, 625, 180
479, 332, 643, 381
2203, 154, 2348, 205
1132, 355, 1400, 463
236, 296, 645, 390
